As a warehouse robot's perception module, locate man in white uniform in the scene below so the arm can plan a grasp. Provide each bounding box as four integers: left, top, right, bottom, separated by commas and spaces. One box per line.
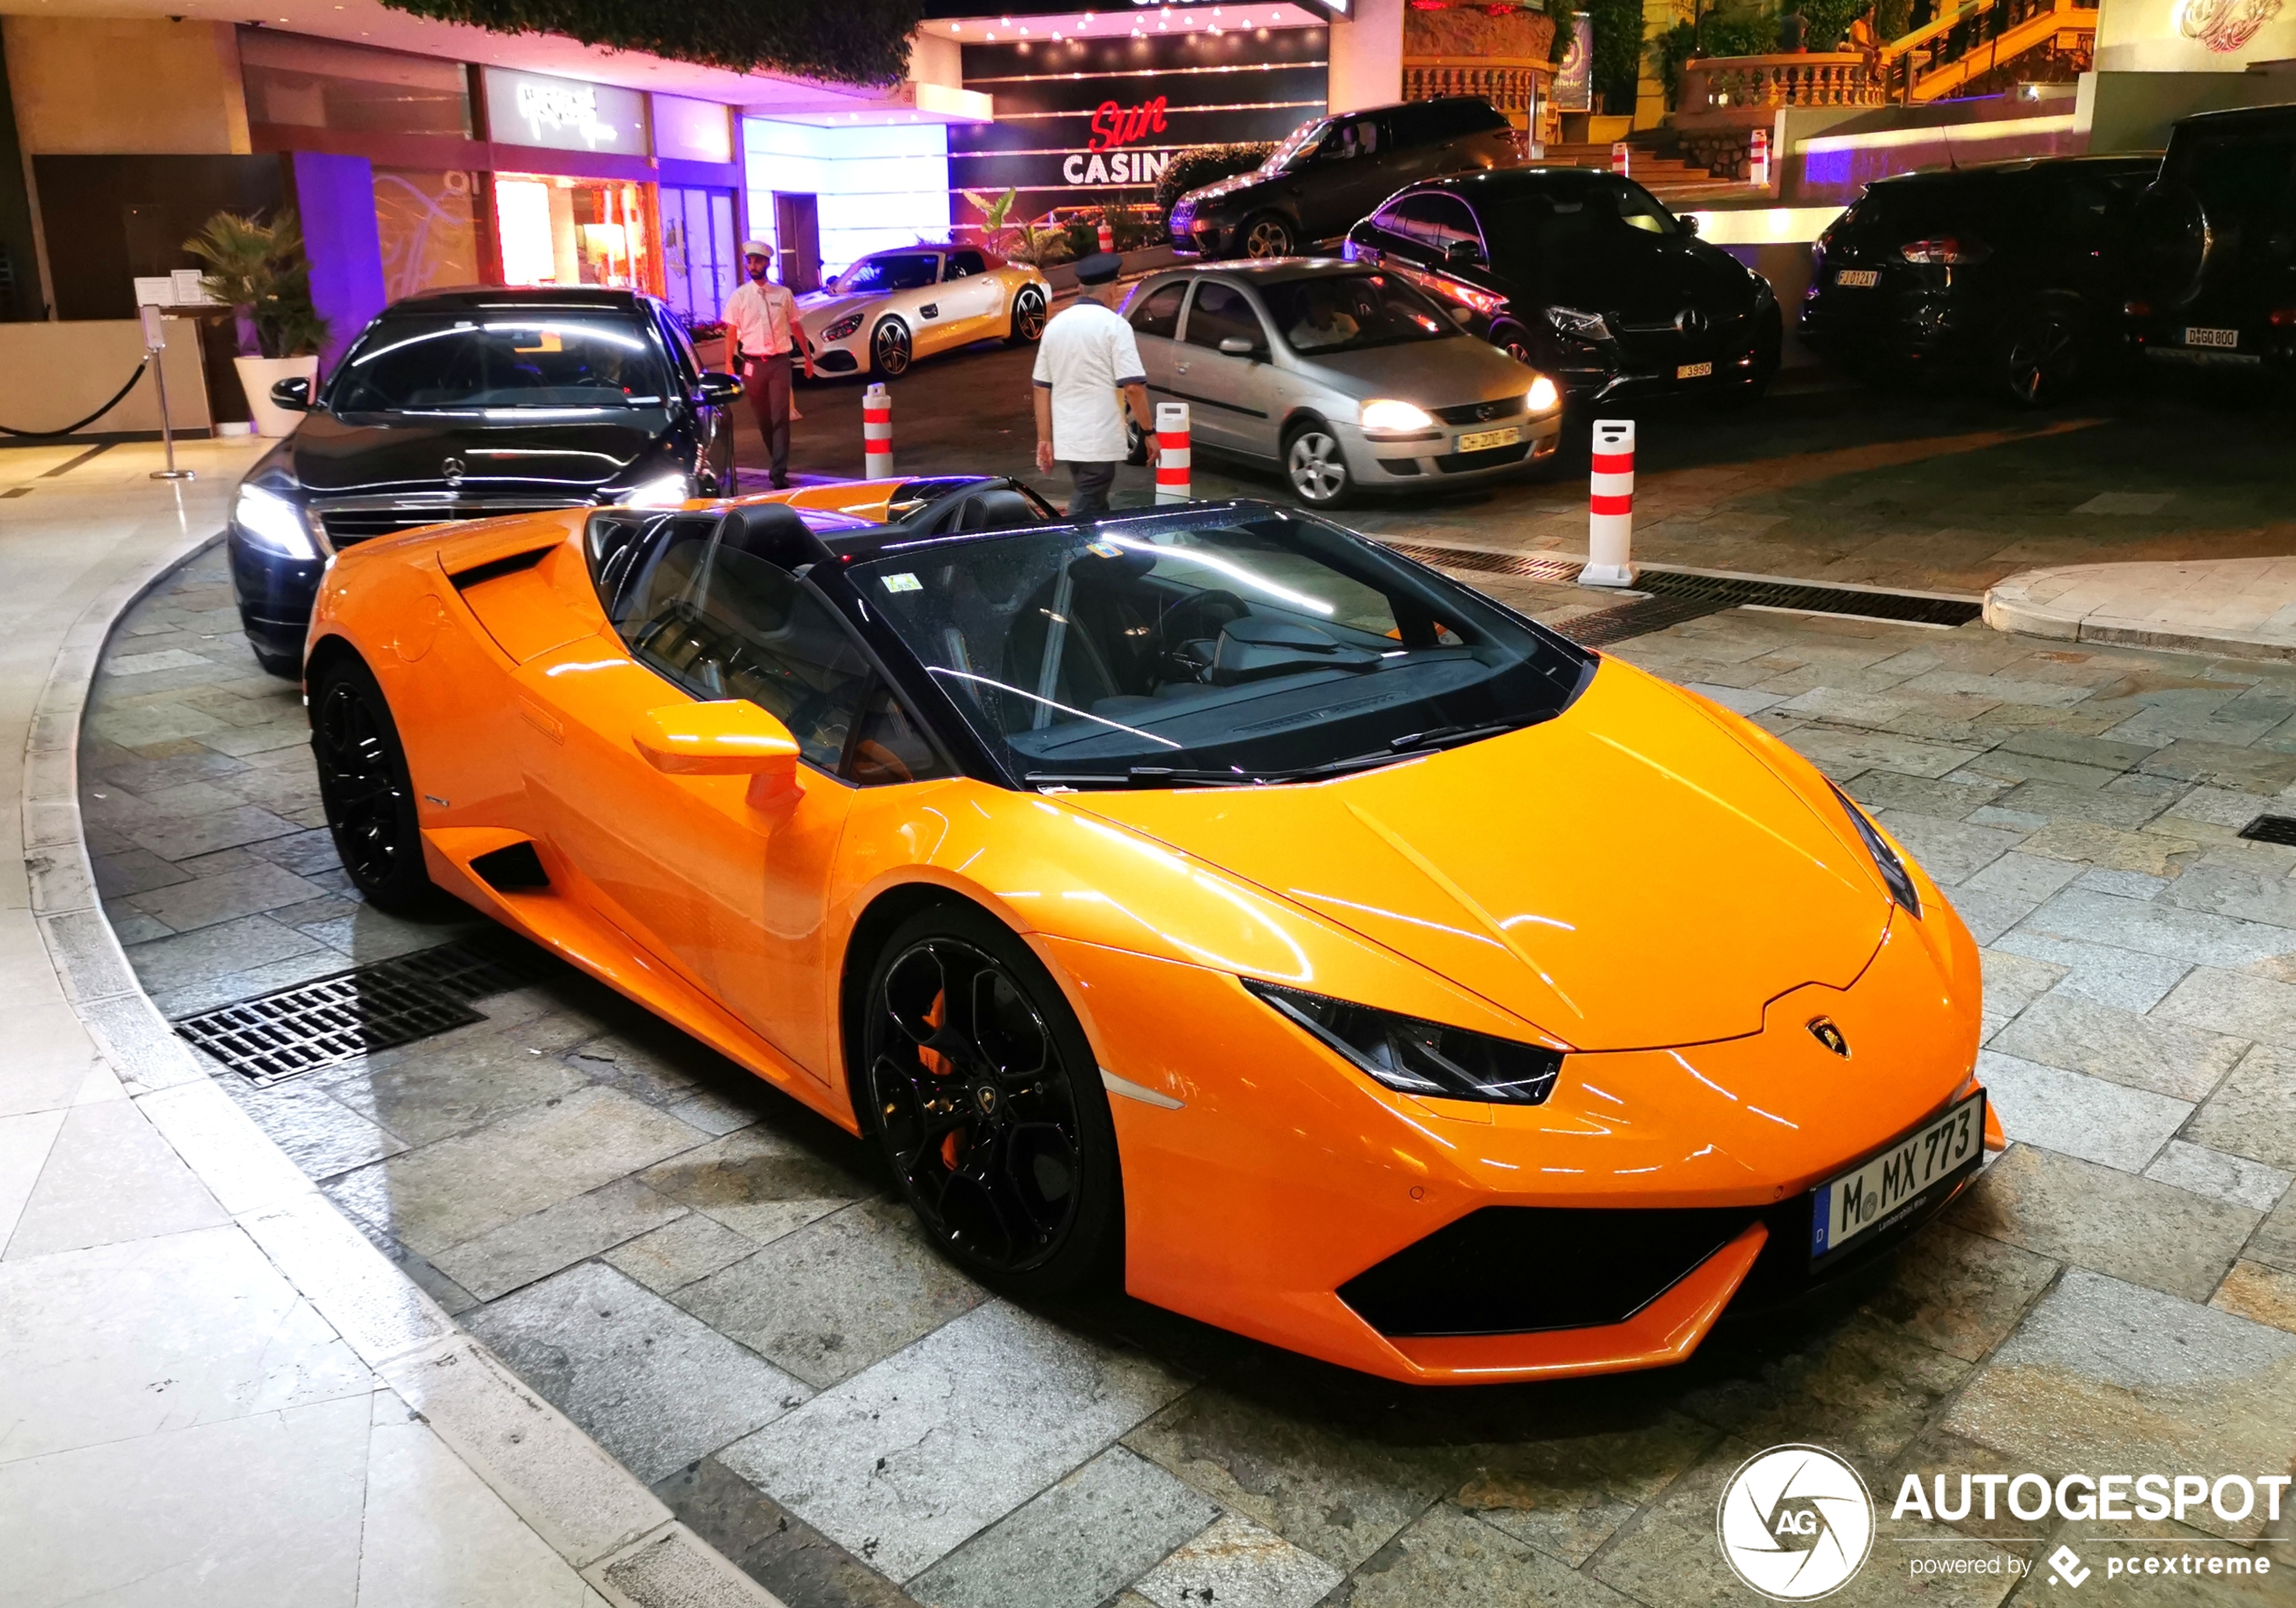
723, 241, 815, 489
1031, 252, 1155, 518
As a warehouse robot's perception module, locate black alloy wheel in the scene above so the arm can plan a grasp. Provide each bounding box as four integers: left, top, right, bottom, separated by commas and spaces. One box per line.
1009, 287, 1048, 344
1488, 319, 1538, 368
311, 656, 438, 914
862, 905, 1120, 1293
1999, 309, 2080, 409
872, 317, 913, 378
1241, 213, 1294, 259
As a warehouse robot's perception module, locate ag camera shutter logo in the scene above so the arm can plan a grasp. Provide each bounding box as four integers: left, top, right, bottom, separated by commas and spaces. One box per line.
1717, 1444, 1875, 1600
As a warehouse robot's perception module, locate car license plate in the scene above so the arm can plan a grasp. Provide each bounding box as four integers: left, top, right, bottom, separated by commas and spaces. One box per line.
1675, 361, 1713, 380
1811, 1091, 1984, 1259
1835, 268, 1879, 287
2186, 325, 2238, 348
1454, 427, 1521, 452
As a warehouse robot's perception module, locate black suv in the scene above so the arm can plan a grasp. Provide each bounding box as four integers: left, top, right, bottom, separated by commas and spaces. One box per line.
1171, 98, 1518, 260
1801, 155, 2160, 406
1344, 167, 1782, 407
2128, 106, 2296, 386
228, 286, 739, 676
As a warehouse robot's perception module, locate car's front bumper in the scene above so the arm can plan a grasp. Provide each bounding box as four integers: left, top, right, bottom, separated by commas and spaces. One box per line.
1350, 413, 1565, 485
226, 526, 324, 669
1044, 878, 1985, 1384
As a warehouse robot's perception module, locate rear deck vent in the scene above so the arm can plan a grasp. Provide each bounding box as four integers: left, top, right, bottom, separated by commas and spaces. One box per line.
174, 936, 558, 1086
2240, 814, 2296, 846
470, 841, 550, 892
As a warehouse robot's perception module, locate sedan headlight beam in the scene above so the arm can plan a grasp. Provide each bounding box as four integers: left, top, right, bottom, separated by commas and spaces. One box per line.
1244, 979, 1561, 1105
232, 484, 321, 560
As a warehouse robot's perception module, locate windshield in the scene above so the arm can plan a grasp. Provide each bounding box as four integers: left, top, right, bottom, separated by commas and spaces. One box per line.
1263, 118, 1331, 175
836, 254, 939, 294
855, 508, 1591, 787
1262, 273, 1457, 355
330, 313, 667, 412
1483, 182, 1684, 275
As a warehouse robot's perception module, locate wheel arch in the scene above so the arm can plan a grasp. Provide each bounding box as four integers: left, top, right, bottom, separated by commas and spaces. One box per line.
836, 879, 992, 1129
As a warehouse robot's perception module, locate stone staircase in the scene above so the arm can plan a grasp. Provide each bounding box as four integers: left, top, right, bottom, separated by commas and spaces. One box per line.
1534, 137, 1753, 202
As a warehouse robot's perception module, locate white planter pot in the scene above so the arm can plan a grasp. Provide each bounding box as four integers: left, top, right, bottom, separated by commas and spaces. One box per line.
235, 354, 320, 438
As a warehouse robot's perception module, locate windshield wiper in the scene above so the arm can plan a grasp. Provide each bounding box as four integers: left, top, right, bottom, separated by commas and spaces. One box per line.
1026, 767, 1271, 790
1024, 723, 1535, 793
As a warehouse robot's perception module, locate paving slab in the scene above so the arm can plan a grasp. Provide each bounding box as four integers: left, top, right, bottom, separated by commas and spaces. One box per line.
1452, 1411, 1721, 1567
1943, 1269, 2296, 1540
1129, 1513, 1347, 1608
1946, 1144, 2257, 1302
907, 1446, 1218, 1608
462, 1261, 809, 1485
655, 1457, 920, 1608
720, 1300, 1188, 1583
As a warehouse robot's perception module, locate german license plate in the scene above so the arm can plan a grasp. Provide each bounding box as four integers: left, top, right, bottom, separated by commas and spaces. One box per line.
1811, 1091, 1984, 1259
1676, 361, 1713, 380
2186, 325, 2238, 348
1455, 427, 1521, 452
1835, 268, 1879, 287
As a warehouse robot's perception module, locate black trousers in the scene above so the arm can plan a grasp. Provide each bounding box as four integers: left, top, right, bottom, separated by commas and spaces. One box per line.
1064, 460, 1118, 518
741, 352, 794, 483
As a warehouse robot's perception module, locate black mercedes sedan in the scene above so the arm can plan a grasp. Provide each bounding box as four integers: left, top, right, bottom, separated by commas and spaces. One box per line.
1343, 167, 1781, 408
228, 286, 739, 676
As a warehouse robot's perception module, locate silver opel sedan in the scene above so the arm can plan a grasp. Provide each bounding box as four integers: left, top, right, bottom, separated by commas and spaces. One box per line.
1119, 259, 1563, 507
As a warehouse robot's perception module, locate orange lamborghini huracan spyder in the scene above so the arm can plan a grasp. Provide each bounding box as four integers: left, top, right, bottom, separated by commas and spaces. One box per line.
305, 473, 2000, 1385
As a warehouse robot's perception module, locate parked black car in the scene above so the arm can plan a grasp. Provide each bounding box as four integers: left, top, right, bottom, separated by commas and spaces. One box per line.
2127, 106, 2296, 387
1801, 154, 2160, 406
1171, 98, 1518, 260
228, 286, 739, 676
1344, 166, 1782, 408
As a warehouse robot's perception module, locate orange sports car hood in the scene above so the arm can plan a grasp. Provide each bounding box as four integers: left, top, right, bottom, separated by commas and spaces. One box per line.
1068, 661, 1891, 1052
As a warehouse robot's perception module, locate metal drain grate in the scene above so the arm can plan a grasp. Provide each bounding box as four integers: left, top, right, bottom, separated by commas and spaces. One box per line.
2240, 814, 2296, 846
174, 937, 558, 1086
1633, 570, 1984, 628
1382, 541, 1984, 648
1382, 541, 1586, 584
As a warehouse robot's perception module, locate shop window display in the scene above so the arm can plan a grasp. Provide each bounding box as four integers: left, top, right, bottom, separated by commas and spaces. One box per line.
494, 174, 657, 293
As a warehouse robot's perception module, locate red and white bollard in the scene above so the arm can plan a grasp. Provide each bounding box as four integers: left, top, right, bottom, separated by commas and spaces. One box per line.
1154, 401, 1190, 504
1611, 141, 1631, 176
1096, 218, 1115, 253
862, 382, 893, 479
1579, 418, 1638, 588
1747, 127, 1772, 189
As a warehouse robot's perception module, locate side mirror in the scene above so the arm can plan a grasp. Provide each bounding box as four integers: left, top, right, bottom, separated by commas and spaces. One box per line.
635, 701, 800, 809
1218, 335, 1257, 357
1679, 214, 1701, 237
268, 375, 312, 411
1444, 239, 1484, 268
697, 371, 742, 407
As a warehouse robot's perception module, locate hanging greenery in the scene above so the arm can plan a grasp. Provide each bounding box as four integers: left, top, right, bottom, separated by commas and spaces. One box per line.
376, 0, 922, 84
1584, 0, 1646, 114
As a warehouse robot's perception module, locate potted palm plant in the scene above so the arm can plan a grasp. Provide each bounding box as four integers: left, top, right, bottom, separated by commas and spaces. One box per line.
184, 209, 330, 437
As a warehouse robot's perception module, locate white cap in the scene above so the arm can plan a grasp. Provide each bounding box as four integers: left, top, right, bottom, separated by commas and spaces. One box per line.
741, 240, 772, 258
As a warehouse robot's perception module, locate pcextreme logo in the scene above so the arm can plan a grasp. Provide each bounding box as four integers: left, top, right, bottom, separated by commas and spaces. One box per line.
1717, 1444, 1876, 1600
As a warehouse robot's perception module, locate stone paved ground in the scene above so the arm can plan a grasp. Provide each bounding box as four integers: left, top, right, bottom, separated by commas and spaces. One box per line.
761, 339, 2296, 596
85, 546, 2296, 1607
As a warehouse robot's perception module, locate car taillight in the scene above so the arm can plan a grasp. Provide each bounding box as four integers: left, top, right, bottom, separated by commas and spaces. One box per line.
1899, 236, 1991, 265
1418, 273, 1509, 317
2123, 298, 2151, 318
2271, 307, 2296, 327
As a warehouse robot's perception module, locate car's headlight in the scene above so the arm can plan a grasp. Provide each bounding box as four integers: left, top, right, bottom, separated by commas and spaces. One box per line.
1548, 306, 1612, 342
823, 312, 866, 342
1244, 979, 1562, 1105
232, 484, 319, 560
1528, 375, 1560, 413
1830, 781, 1922, 918
1359, 398, 1437, 435
620, 473, 690, 510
